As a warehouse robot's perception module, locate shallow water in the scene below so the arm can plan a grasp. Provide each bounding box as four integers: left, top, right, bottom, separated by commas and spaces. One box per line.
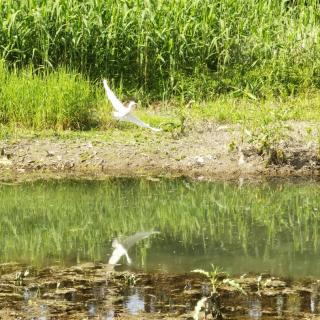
0, 178, 319, 278
1, 262, 319, 319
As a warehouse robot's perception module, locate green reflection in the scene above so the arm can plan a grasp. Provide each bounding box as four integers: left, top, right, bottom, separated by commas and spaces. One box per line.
0, 178, 319, 277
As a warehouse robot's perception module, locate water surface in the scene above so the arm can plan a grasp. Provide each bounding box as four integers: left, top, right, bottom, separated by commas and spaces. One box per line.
0, 178, 319, 278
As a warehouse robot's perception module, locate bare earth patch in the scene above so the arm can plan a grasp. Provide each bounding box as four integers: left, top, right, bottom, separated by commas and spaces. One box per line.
0, 121, 319, 182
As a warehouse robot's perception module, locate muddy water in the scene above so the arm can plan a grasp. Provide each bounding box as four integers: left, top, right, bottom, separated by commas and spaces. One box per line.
1, 178, 320, 319
1, 262, 320, 319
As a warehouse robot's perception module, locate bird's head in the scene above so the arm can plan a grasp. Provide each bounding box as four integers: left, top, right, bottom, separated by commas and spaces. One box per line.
112, 239, 120, 248
127, 101, 136, 111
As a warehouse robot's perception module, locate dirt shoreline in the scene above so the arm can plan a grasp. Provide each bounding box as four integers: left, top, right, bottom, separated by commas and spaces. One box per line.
0, 121, 319, 182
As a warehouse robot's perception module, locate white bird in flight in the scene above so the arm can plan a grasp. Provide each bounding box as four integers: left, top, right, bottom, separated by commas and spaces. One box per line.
102, 79, 162, 132
108, 231, 160, 265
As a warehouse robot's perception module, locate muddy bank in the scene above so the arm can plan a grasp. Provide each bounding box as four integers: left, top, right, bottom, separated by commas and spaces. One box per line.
1, 262, 320, 319
0, 121, 319, 182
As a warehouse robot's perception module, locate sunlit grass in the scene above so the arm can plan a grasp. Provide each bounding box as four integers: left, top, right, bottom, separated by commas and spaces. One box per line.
0, 58, 319, 139
0, 61, 97, 130
0, 0, 320, 99
189, 93, 320, 124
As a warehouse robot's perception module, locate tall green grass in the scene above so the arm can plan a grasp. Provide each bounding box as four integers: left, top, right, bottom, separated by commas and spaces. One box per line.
0, 61, 99, 129
1, 59, 319, 133
1, 0, 320, 99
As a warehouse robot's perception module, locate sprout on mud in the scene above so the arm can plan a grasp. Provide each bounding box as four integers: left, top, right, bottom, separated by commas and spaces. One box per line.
192, 265, 246, 320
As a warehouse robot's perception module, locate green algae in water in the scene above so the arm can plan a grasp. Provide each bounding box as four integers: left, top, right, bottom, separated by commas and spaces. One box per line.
0, 178, 319, 278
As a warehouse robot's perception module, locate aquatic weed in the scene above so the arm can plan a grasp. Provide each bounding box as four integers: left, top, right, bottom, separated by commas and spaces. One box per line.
192, 265, 246, 320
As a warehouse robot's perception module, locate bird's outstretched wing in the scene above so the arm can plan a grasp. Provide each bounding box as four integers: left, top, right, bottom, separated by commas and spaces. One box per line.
121, 231, 160, 250
102, 79, 127, 113
124, 113, 162, 132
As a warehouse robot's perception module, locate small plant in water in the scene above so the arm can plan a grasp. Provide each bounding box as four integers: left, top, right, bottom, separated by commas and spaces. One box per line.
192, 265, 246, 320
123, 272, 136, 286
15, 269, 30, 286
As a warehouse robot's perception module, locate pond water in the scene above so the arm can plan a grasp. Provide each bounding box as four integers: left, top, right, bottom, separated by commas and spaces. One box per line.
0, 178, 319, 278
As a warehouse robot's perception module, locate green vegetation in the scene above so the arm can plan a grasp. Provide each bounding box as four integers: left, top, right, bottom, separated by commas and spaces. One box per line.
1, 59, 320, 134
0, 61, 99, 130
192, 267, 245, 320
0, 1, 320, 132
0, 178, 319, 277
1, 0, 320, 100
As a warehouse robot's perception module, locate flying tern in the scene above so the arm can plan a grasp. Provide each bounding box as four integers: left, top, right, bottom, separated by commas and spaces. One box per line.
102, 80, 161, 132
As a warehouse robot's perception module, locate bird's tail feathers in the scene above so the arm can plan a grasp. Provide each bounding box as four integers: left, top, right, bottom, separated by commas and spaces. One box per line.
150, 127, 162, 132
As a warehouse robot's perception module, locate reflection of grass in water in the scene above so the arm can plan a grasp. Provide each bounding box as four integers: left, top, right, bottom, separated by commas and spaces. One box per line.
0, 178, 319, 266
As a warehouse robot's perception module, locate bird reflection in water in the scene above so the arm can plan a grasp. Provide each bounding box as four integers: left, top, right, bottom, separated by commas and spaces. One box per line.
108, 231, 160, 266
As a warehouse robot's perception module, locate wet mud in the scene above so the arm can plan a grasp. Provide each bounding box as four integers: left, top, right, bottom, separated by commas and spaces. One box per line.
1, 262, 320, 319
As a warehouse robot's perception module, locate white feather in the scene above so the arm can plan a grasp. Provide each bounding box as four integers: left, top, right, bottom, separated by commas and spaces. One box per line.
124, 113, 162, 132
102, 79, 128, 114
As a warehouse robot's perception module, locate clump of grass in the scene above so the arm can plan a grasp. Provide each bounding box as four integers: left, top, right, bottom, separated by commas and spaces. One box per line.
244, 107, 290, 164
0, 59, 171, 132
0, 61, 97, 130
0, 0, 320, 100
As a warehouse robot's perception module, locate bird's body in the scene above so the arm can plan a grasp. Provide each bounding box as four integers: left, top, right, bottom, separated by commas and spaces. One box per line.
102, 80, 161, 132
108, 242, 132, 265
108, 231, 160, 265
112, 101, 135, 119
